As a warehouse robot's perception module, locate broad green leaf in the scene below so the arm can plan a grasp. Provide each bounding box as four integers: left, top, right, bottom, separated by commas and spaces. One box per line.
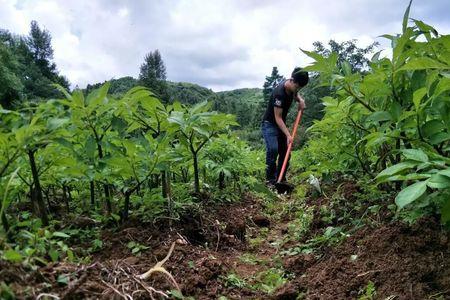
393, 29, 414, 66
398, 110, 416, 122
367, 111, 392, 122
430, 132, 450, 145
193, 126, 210, 137
438, 168, 450, 178
52, 231, 70, 238
428, 174, 450, 189
416, 161, 434, 172
3, 249, 23, 262
53, 84, 73, 101
413, 87, 427, 111
383, 173, 431, 182
172, 101, 184, 112
371, 50, 382, 62
426, 70, 440, 93
395, 180, 428, 209
380, 34, 395, 41
48, 118, 69, 130
364, 132, 388, 148
412, 19, 438, 37
49, 249, 59, 262
55, 138, 74, 151
191, 101, 211, 114
300, 49, 326, 62
168, 111, 185, 126
111, 116, 128, 133
140, 96, 163, 113
376, 161, 417, 181
57, 274, 69, 285
388, 102, 402, 121
85, 136, 96, 159
398, 57, 449, 71
402, 149, 428, 163
72, 89, 85, 107
342, 61, 352, 76
433, 77, 450, 98
87, 82, 110, 108
422, 120, 444, 138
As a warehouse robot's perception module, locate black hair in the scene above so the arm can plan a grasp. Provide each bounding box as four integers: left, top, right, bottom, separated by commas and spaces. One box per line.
291, 67, 309, 87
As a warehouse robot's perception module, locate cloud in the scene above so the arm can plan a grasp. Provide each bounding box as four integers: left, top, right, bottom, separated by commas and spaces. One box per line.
0, 0, 449, 91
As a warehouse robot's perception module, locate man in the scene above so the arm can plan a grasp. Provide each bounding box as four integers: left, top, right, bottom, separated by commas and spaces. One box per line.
262, 67, 309, 186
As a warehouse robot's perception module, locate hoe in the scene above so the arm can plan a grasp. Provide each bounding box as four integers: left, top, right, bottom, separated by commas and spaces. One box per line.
275, 108, 304, 194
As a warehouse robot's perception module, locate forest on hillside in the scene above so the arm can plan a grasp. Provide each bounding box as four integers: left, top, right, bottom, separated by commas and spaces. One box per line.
1, 2, 450, 299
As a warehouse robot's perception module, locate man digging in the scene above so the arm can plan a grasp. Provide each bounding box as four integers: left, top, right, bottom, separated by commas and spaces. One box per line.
261, 67, 309, 192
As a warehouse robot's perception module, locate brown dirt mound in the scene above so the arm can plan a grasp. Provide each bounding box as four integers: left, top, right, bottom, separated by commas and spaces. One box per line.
285, 217, 450, 299
0, 194, 263, 299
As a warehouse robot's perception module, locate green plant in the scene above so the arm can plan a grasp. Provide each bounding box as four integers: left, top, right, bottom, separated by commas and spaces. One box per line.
252, 268, 288, 294
1, 228, 75, 266
168, 101, 238, 193
283, 226, 348, 256
221, 273, 247, 289
301, 3, 450, 223
91, 239, 103, 252
320, 205, 336, 224
286, 207, 314, 241
238, 253, 267, 265
126, 241, 150, 255
358, 281, 376, 300
0, 282, 15, 300
1, 167, 20, 236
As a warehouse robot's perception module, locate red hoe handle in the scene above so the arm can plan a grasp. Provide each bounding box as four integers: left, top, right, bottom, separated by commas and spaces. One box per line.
277, 108, 304, 183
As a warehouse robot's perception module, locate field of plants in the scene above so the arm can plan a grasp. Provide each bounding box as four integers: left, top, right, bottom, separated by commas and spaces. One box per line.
1, 3, 450, 300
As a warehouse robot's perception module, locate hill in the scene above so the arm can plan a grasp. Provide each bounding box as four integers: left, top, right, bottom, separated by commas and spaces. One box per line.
85, 76, 265, 129
167, 81, 218, 104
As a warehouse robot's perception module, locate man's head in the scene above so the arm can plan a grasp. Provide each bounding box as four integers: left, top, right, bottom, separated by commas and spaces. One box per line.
291, 67, 309, 90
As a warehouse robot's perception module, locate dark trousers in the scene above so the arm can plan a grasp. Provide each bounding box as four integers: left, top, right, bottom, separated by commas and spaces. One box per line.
262, 121, 289, 184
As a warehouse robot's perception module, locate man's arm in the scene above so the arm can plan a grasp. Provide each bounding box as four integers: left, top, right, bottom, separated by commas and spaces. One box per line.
274, 107, 292, 145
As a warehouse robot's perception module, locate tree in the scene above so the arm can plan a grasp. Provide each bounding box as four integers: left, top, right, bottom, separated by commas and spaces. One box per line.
27, 20, 54, 77
0, 22, 70, 106
0, 43, 23, 108
263, 67, 285, 103
313, 39, 379, 73
139, 50, 169, 103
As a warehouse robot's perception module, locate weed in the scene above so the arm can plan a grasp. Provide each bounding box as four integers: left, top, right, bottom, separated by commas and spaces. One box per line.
221, 273, 247, 288
252, 268, 288, 294
358, 281, 376, 300
282, 226, 348, 256
248, 237, 265, 250
238, 253, 266, 265
286, 207, 314, 241
126, 241, 150, 255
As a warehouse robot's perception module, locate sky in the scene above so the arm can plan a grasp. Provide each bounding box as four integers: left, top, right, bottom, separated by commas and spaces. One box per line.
1, 0, 449, 91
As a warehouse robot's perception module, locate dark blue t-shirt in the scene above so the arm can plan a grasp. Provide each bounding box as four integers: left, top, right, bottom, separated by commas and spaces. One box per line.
263, 80, 294, 124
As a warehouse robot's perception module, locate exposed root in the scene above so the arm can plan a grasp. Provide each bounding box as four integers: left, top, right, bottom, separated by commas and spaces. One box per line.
36, 293, 60, 300
139, 241, 181, 292
97, 257, 170, 300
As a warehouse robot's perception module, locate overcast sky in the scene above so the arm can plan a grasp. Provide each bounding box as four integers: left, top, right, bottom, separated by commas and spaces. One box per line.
1, 0, 449, 91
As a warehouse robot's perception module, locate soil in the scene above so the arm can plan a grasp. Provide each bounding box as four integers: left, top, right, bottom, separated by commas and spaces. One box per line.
2, 183, 450, 299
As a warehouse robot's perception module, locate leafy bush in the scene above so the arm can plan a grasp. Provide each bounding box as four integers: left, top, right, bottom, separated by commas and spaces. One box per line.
301, 3, 450, 223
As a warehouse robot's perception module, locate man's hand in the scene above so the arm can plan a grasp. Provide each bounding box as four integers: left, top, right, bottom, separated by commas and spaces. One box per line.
286, 133, 293, 146
296, 95, 306, 111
